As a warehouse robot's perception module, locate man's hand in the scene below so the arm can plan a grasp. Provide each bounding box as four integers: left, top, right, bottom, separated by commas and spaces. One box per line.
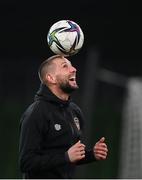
67, 140, 85, 163
93, 137, 108, 160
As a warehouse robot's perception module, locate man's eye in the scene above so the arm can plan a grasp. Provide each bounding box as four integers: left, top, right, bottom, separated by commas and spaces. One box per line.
63, 64, 68, 68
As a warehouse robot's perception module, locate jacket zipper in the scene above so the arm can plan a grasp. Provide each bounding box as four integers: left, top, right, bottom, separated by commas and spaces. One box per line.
62, 108, 75, 145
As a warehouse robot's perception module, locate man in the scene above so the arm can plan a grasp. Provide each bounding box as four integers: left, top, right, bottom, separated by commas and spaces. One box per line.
19, 55, 108, 179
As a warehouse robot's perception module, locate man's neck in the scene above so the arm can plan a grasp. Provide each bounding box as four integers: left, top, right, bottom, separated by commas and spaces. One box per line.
48, 86, 69, 101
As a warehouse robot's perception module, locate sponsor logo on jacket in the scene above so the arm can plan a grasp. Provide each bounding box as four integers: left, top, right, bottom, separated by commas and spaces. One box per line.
54, 124, 61, 131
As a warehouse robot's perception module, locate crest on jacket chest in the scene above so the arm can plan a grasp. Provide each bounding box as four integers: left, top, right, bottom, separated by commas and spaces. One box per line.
73, 117, 80, 130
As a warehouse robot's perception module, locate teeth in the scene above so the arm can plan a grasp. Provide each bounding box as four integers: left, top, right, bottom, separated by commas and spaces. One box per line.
69, 77, 75, 81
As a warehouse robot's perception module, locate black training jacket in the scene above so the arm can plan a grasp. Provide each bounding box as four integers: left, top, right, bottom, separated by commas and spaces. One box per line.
19, 83, 96, 179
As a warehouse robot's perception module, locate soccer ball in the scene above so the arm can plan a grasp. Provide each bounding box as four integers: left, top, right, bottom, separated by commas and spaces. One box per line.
47, 20, 84, 56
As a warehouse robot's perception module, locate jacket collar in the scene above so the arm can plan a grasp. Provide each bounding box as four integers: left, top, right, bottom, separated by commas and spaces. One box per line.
35, 83, 71, 106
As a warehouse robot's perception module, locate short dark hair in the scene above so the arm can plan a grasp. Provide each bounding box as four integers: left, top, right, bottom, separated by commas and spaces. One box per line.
38, 55, 63, 83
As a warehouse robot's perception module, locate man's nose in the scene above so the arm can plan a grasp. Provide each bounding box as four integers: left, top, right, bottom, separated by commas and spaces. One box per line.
70, 66, 77, 72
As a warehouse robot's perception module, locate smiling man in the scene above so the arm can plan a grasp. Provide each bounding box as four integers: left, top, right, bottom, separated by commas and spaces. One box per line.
19, 55, 108, 179
39, 55, 79, 99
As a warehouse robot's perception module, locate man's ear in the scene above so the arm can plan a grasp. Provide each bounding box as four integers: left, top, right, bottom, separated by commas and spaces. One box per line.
46, 74, 56, 84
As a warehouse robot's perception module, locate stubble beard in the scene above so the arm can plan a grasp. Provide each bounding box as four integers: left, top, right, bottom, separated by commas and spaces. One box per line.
59, 81, 79, 94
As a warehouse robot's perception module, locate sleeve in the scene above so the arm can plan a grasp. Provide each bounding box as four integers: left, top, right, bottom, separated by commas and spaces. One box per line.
71, 103, 97, 165
19, 102, 70, 173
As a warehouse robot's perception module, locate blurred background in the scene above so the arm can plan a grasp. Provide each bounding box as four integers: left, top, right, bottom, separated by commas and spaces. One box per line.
0, 0, 142, 178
